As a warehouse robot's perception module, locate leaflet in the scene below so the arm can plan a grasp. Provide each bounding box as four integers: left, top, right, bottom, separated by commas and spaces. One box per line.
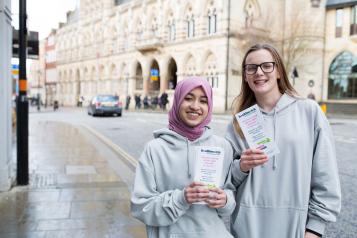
194, 146, 224, 189
235, 104, 279, 157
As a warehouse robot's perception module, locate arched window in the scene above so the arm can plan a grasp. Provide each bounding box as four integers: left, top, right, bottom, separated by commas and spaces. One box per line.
167, 12, 176, 41
244, 0, 260, 28
151, 17, 159, 37
204, 53, 219, 88
328, 51, 357, 99
185, 55, 196, 76
136, 19, 144, 41
208, 9, 217, 35
186, 7, 195, 38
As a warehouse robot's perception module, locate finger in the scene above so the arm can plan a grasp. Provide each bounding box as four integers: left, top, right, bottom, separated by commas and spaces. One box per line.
245, 157, 269, 166
190, 181, 206, 187
242, 148, 264, 155
206, 199, 225, 208
209, 187, 224, 194
241, 154, 267, 161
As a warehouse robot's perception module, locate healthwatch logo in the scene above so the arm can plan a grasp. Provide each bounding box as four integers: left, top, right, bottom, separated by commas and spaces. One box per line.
238, 107, 256, 118
201, 149, 221, 155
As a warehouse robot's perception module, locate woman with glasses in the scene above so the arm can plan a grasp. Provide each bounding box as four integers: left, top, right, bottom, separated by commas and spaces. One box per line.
225, 44, 341, 238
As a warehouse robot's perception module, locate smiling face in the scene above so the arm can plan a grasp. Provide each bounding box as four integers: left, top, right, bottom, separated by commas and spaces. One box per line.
244, 49, 281, 97
178, 87, 209, 128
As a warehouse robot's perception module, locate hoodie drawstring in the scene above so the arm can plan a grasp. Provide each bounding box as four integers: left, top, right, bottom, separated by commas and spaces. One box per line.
272, 109, 278, 170
186, 139, 191, 178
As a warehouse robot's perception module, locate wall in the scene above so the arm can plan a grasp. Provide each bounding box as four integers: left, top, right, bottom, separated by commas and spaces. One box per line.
0, 0, 14, 191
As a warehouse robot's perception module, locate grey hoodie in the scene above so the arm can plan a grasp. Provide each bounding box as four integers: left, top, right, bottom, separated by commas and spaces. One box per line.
225, 94, 341, 238
131, 127, 235, 238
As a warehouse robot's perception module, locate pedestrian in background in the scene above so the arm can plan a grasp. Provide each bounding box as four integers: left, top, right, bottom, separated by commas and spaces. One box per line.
134, 95, 141, 109
160, 91, 168, 110
225, 44, 341, 238
143, 95, 149, 109
131, 76, 235, 238
125, 95, 131, 110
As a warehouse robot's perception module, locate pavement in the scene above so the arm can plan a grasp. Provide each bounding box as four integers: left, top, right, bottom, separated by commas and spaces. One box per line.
0, 120, 145, 238
2, 105, 356, 238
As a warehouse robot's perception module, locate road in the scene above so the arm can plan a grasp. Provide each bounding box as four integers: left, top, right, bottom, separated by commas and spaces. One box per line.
29, 106, 357, 237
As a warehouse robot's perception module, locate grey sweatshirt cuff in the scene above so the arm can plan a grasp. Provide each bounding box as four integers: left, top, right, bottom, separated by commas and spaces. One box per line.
217, 190, 235, 215
232, 160, 249, 182
174, 189, 190, 210
306, 217, 326, 235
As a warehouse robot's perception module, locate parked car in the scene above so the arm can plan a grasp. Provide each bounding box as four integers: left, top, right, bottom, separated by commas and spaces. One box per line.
87, 95, 122, 117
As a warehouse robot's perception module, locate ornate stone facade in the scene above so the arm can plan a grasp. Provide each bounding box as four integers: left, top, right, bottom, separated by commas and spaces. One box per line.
54, 0, 354, 112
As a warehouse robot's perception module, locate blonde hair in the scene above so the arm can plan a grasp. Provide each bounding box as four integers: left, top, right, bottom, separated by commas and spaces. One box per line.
232, 43, 298, 137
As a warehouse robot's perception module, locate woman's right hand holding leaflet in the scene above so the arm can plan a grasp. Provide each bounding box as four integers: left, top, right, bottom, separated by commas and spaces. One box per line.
240, 149, 268, 172
184, 182, 209, 204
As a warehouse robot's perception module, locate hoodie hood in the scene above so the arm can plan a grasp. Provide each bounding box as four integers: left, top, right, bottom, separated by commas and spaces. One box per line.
260, 93, 297, 115
153, 127, 213, 144
259, 93, 297, 170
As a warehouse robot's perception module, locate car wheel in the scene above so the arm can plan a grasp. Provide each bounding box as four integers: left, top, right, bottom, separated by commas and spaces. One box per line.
118, 112, 122, 117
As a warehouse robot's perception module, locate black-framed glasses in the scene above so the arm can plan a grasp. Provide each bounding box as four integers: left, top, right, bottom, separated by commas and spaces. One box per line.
244, 62, 276, 75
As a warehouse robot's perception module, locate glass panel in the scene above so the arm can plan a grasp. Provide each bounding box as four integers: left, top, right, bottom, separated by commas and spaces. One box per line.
336, 9, 343, 27
328, 51, 357, 99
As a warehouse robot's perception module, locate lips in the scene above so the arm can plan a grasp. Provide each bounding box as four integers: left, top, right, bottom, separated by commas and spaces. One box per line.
254, 79, 268, 86
186, 111, 201, 119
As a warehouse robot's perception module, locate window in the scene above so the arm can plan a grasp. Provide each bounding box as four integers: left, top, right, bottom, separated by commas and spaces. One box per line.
187, 17, 195, 38
351, 5, 357, 35
208, 11, 217, 35
168, 22, 176, 41
207, 75, 219, 88
328, 51, 357, 99
336, 9, 343, 38
151, 17, 159, 37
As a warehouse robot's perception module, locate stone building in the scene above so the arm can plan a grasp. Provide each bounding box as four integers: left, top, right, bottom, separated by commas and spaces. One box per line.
323, 0, 357, 112
53, 0, 356, 112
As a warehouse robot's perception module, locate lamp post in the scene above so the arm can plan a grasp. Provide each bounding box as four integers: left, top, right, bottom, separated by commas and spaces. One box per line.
16, 0, 29, 185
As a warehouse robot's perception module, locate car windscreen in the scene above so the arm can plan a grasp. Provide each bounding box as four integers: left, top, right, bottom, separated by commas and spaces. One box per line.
97, 96, 119, 102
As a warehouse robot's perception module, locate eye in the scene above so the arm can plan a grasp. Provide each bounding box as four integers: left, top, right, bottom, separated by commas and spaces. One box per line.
184, 96, 193, 101
262, 63, 273, 70
200, 98, 208, 104
245, 64, 258, 74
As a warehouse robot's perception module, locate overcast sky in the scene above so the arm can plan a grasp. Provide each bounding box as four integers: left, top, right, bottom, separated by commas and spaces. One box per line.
11, 0, 78, 40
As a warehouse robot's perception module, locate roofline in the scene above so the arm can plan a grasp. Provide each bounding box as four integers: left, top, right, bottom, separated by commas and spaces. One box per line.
326, 2, 357, 9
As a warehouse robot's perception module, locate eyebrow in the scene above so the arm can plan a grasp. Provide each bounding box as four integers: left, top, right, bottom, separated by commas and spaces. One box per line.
186, 93, 207, 99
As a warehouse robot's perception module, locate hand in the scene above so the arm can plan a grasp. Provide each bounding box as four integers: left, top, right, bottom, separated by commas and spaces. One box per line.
240, 149, 268, 172
205, 187, 227, 208
184, 182, 209, 204
305, 231, 321, 238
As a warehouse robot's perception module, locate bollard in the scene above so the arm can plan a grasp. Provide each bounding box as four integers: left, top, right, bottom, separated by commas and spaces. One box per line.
320, 103, 327, 114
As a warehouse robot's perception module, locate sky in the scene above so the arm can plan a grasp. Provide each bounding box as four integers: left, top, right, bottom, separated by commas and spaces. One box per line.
11, 0, 79, 40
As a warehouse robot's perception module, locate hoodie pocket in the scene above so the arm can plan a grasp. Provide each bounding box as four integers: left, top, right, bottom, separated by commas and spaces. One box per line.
232, 206, 306, 238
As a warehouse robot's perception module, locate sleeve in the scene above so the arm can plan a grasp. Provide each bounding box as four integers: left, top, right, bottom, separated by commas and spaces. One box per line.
130, 145, 191, 227
306, 107, 342, 235
216, 142, 236, 216
224, 122, 249, 187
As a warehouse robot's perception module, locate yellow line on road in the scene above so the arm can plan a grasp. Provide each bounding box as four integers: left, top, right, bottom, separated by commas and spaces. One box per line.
81, 124, 138, 168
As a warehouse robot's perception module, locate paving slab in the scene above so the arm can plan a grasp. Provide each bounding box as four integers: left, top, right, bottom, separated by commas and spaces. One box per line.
0, 121, 145, 238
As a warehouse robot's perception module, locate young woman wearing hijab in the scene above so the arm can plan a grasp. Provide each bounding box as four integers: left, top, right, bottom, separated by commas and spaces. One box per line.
225, 44, 341, 238
131, 76, 235, 238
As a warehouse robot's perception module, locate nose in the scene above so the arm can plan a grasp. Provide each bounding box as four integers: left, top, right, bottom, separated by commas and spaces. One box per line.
256, 65, 264, 75
189, 100, 200, 110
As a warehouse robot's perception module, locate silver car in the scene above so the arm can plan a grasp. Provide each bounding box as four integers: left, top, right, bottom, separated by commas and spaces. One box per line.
87, 95, 123, 117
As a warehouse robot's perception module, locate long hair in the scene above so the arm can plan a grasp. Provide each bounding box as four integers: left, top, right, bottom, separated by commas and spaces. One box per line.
232, 43, 298, 137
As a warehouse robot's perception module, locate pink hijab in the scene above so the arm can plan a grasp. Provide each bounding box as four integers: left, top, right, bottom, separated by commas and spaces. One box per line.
168, 76, 213, 141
